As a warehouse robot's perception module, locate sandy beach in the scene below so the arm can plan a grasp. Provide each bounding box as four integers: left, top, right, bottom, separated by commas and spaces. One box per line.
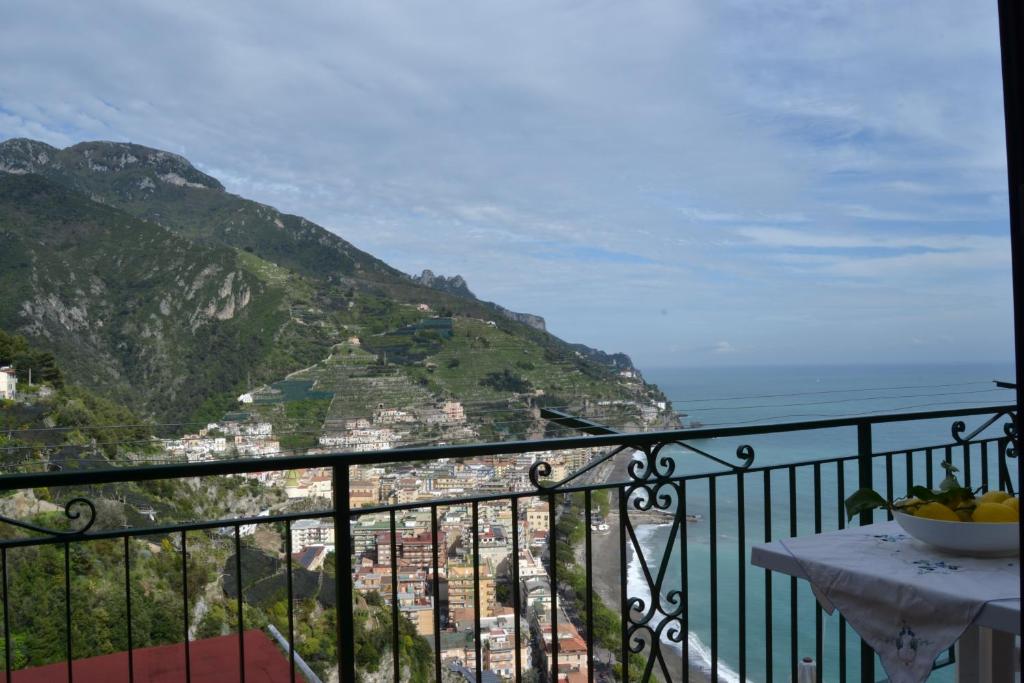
584, 450, 712, 683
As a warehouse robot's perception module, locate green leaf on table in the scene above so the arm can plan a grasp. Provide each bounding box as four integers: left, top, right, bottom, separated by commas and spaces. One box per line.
844, 488, 889, 522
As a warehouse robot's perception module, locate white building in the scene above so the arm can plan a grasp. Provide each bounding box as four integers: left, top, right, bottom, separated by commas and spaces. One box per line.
319, 427, 395, 452
0, 367, 16, 400
290, 519, 335, 550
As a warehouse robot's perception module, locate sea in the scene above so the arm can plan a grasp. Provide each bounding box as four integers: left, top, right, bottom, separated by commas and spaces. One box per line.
630, 362, 1016, 683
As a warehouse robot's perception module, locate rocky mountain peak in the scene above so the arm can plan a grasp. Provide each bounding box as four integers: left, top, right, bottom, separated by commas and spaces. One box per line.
64, 141, 225, 190
414, 269, 474, 298
0, 138, 60, 175
0, 138, 224, 191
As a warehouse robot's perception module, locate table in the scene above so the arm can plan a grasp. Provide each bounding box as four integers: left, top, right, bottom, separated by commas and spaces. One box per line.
751, 521, 1020, 683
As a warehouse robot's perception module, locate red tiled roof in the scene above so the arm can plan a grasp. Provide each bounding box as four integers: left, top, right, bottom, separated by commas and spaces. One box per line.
11, 630, 303, 683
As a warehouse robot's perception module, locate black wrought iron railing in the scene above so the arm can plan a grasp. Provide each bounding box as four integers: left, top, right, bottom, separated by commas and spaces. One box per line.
0, 403, 1015, 683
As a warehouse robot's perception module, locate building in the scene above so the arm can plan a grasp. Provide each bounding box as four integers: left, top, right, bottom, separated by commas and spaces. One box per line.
403, 601, 435, 637
319, 427, 396, 452
482, 625, 529, 678
447, 560, 496, 627
537, 620, 589, 680
524, 504, 549, 534
350, 478, 379, 508
0, 367, 16, 400
521, 576, 552, 614
442, 400, 466, 422
290, 519, 334, 550
375, 530, 447, 570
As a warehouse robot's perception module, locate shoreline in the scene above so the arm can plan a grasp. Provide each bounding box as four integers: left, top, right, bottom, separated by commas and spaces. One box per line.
585, 449, 712, 683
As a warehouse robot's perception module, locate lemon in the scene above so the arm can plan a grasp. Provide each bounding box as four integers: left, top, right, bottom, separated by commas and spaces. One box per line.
913, 502, 959, 522
1005, 497, 1020, 514
972, 502, 1018, 523
978, 490, 1012, 505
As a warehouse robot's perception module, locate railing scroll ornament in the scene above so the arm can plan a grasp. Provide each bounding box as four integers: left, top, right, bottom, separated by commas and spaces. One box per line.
0, 497, 96, 538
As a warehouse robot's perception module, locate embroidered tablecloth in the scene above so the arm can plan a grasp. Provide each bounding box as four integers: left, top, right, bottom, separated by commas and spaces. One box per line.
775, 521, 1018, 683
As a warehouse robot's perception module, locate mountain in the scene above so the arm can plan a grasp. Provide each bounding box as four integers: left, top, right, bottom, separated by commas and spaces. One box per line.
0, 138, 668, 429
0, 138, 403, 284
0, 172, 324, 420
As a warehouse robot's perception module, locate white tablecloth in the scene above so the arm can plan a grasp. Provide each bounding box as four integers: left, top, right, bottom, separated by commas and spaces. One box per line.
777, 521, 1018, 683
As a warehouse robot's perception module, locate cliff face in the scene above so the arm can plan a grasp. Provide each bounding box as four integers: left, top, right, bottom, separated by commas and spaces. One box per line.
491, 304, 546, 332
0, 173, 297, 418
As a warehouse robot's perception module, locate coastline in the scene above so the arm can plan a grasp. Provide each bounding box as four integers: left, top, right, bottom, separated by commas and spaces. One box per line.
586, 449, 712, 683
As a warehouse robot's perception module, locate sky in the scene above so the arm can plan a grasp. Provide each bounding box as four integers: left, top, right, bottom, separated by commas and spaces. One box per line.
0, 1, 1014, 370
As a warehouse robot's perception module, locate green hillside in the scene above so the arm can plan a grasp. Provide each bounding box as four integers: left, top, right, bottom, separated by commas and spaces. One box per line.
0, 173, 332, 421
0, 138, 671, 432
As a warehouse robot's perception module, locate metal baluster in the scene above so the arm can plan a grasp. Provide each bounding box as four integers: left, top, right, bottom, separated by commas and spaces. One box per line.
234, 525, 245, 683
389, 510, 400, 683
65, 541, 72, 683
788, 467, 797, 683
981, 441, 991, 491
837, 462, 847, 683
856, 423, 875, 683
618, 486, 629, 683
123, 537, 134, 683
182, 531, 191, 683
431, 506, 443, 683
120, 532, 132, 683
547, 494, 558, 683
333, 465, 356, 683
510, 499, 522, 683
285, 521, 295, 683
584, 491, 594, 683
3, 547, 10, 683
998, 439, 1012, 492
681, 481, 690, 683
813, 464, 822, 683
763, 472, 772, 683
905, 451, 914, 493
925, 448, 934, 489
885, 455, 894, 521
710, 476, 718, 682
473, 501, 482, 683
963, 443, 973, 487
737, 472, 746, 683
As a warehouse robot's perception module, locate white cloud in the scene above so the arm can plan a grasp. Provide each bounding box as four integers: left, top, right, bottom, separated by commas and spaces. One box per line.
0, 0, 1012, 367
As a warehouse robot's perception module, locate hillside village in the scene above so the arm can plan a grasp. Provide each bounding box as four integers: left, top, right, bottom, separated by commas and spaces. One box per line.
0, 344, 629, 681
163, 402, 610, 681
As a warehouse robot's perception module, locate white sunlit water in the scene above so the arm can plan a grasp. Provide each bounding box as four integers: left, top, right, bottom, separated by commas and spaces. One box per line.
629, 362, 1015, 683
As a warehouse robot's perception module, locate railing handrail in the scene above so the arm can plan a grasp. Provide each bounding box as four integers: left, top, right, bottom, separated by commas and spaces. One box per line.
0, 403, 1012, 490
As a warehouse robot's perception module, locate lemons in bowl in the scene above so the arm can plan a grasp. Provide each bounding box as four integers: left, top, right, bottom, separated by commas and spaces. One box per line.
892, 507, 1018, 557
898, 490, 1020, 524
846, 464, 1019, 557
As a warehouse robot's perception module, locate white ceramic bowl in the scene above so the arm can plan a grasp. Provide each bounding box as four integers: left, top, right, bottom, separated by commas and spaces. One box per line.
893, 511, 1019, 558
